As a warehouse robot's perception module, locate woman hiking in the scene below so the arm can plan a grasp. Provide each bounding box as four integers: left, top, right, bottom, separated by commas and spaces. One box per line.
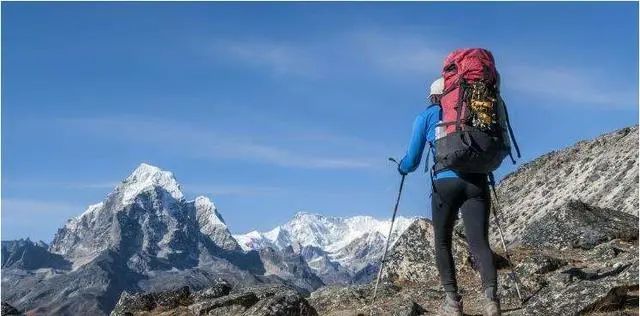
397, 77, 501, 316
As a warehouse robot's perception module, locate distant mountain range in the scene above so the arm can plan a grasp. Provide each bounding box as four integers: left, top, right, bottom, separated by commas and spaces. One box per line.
234, 212, 414, 284
1, 163, 414, 315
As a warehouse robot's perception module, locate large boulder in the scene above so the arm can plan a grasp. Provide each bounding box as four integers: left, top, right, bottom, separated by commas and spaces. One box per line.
382, 218, 480, 286
519, 200, 638, 250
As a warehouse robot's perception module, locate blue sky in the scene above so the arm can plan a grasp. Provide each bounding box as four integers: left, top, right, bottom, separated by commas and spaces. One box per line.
2, 2, 638, 242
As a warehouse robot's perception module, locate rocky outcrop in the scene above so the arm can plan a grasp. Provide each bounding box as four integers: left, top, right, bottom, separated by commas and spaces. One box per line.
518, 200, 638, 250
382, 218, 476, 286
111, 281, 317, 316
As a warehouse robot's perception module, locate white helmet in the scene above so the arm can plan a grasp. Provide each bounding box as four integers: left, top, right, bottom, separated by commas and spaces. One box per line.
429, 77, 444, 97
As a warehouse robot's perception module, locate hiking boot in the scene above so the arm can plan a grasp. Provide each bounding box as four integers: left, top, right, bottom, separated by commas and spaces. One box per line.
483, 287, 501, 316
483, 299, 501, 316
439, 292, 463, 316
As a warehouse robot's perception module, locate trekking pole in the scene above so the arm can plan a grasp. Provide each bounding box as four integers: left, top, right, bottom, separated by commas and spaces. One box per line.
488, 175, 524, 306
370, 157, 406, 315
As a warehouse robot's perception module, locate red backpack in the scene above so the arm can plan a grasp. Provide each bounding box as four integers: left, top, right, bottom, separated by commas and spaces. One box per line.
433, 48, 520, 174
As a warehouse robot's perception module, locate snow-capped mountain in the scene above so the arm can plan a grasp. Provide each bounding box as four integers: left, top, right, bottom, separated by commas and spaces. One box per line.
49, 163, 240, 269
234, 212, 416, 283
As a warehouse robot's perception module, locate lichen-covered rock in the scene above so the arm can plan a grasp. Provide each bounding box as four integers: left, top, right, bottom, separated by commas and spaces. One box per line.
309, 283, 426, 316
111, 281, 317, 316
382, 218, 473, 285
242, 288, 318, 316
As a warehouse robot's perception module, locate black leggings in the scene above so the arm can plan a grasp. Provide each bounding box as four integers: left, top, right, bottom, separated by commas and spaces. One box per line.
432, 174, 497, 293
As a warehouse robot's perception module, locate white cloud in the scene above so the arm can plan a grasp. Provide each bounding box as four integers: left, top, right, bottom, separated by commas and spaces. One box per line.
347, 30, 637, 108
1, 198, 80, 216
351, 30, 445, 77
4, 180, 118, 190
210, 39, 319, 77
501, 64, 638, 108
58, 117, 377, 170
185, 184, 284, 197
197, 29, 637, 108
1, 198, 85, 241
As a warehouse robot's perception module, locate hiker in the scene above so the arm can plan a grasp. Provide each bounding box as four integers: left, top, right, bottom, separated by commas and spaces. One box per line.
397, 49, 520, 316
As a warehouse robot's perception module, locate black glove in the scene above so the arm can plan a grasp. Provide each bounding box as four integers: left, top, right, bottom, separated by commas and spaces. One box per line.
397, 160, 408, 175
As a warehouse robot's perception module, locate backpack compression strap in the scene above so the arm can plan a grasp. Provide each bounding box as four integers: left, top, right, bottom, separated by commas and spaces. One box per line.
501, 98, 521, 159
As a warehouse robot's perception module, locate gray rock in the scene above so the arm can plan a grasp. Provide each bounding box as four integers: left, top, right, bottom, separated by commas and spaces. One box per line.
519, 200, 638, 250
111, 283, 317, 316
382, 218, 472, 285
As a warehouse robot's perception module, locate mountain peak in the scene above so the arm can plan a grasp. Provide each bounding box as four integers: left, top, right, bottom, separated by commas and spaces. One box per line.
194, 195, 226, 227
117, 163, 184, 204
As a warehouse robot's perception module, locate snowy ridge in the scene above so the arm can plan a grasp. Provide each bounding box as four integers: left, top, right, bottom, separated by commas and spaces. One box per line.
234, 212, 415, 252
78, 202, 105, 219
233, 212, 416, 278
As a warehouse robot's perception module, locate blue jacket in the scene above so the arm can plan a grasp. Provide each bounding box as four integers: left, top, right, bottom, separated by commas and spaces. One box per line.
398, 104, 458, 179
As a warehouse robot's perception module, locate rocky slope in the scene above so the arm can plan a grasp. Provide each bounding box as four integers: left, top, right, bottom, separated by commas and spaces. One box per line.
492, 126, 638, 245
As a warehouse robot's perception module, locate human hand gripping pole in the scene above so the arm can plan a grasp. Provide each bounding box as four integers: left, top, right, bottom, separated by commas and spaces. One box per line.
370, 157, 406, 315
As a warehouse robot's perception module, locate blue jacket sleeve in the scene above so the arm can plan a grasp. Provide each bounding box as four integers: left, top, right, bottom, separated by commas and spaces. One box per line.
398, 113, 428, 175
